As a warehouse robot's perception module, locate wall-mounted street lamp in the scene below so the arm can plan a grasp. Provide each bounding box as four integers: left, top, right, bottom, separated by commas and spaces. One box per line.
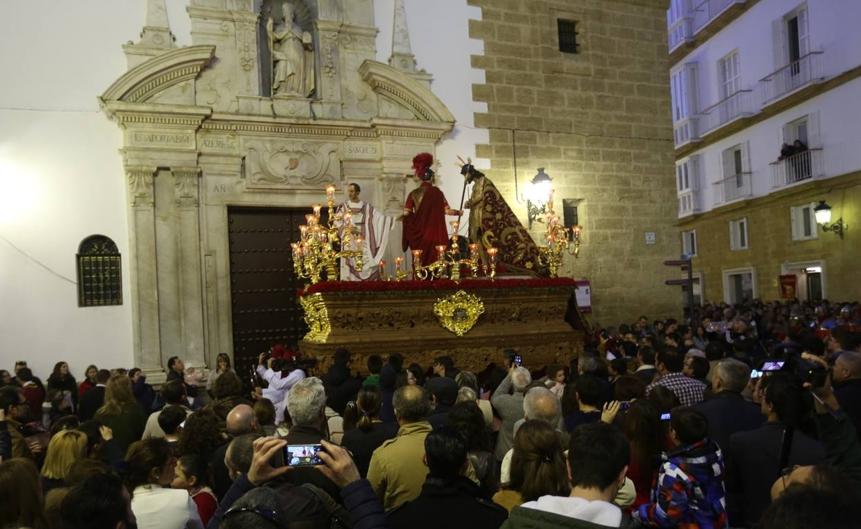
814, 200, 845, 239
526, 168, 553, 229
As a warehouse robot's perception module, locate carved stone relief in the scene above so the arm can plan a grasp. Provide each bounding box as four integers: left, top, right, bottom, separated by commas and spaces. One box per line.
127, 167, 156, 206
173, 168, 201, 206
245, 140, 340, 188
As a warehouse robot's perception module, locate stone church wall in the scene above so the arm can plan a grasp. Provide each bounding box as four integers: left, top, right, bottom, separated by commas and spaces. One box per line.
467, 0, 682, 324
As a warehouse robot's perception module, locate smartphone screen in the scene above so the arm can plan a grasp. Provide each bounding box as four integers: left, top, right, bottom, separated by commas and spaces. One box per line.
513, 354, 522, 366
619, 400, 631, 411
750, 369, 763, 379
284, 444, 323, 467
761, 361, 785, 372
660, 412, 671, 421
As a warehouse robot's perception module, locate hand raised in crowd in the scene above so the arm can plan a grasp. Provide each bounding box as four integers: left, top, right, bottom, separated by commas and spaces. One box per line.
99, 425, 113, 442
316, 439, 361, 488
601, 400, 622, 424
248, 437, 292, 486
800, 352, 841, 413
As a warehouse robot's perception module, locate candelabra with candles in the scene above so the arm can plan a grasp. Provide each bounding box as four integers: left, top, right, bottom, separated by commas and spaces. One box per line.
413, 220, 494, 281
537, 205, 582, 278
290, 185, 364, 284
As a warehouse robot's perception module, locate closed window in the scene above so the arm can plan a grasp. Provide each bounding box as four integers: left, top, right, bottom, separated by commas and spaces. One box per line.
791, 203, 818, 241
729, 218, 749, 250
724, 268, 756, 304
682, 230, 697, 257
77, 235, 123, 307
718, 51, 741, 99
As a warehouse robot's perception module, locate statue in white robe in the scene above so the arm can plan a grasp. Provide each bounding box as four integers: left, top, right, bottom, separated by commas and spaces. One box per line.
336, 183, 394, 281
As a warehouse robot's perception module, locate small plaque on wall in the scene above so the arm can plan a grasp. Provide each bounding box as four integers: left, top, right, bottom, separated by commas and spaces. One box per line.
644, 232, 656, 245
76, 235, 122, 307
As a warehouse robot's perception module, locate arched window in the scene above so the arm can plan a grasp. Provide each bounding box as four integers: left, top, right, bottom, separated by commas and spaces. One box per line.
76, 235, 122, 307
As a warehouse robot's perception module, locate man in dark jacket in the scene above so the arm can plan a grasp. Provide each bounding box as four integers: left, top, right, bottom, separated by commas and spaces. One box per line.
694, 358, 763, 456
78, 369, 110, 422
426, 377, 458, 430
833, 351, 861, 439
387, 427, 507, 529
727, 373, 825, 527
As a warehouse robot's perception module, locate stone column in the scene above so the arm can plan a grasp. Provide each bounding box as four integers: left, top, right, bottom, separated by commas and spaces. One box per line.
172, 167, 207, 370
126, 166, 162, 378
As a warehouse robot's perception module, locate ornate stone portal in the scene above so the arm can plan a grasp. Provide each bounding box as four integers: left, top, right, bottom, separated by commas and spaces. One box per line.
100, 0, 455, 381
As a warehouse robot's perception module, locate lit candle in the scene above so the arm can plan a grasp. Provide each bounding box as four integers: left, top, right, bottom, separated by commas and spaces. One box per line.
436, 245, 447, 260
395, 256, 403, 271
312, 204, 322, 217
354, 236, 364, 251
572, 226, 581, 239
451, 220, 459, 232
299, 225, 308, 237
487, 247, 498, 259
412, 249, 423, 263
468, 243, 478, 255
326, 185, 336, 200
379, 260, 386, 277
305, 213, 315, 224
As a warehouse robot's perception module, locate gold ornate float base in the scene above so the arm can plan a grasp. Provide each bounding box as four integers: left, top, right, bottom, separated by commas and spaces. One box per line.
298, 281, 584, 374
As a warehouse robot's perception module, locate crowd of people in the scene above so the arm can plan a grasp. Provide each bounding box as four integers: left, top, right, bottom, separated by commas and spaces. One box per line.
1, 298, 860, 529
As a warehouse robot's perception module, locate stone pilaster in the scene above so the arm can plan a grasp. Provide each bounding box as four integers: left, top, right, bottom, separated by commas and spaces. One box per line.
125, 166, 162, 378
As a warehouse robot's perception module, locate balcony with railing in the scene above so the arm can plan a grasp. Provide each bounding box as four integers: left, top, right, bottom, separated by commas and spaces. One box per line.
674, 115, 701, 147
699, 89, 754, 134
760, 52, 824, 105
668, 15, 694, 52
713, 172, 752, 205
678, 189, 702, 217
691, 0, 747, 34
770, 148, 824, 188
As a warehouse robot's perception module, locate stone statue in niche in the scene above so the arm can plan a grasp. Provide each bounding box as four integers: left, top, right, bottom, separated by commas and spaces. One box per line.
267, 1, 315, 98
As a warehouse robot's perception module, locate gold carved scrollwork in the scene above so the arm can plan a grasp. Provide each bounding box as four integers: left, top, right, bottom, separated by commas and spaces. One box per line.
299, 294, 331, 343
433, 290, 485, 337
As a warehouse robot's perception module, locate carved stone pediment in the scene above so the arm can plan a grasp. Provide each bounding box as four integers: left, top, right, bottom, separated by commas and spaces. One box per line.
245, 140, 340, 189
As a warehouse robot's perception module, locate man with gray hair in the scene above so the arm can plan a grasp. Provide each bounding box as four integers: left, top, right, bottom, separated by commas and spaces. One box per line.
279, 377, 342, 500
694, 358, 763, 457
491, 365, 532, 461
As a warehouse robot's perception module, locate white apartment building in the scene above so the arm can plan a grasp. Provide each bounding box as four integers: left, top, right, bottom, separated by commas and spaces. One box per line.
666, 0, 861, 304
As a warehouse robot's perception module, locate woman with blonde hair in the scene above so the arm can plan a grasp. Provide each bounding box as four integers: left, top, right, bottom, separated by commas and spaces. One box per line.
40, 429, 87, 493
95, 374, 146, 453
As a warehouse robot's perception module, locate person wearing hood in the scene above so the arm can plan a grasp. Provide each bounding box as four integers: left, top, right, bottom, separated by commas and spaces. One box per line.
637, 407, 727, 529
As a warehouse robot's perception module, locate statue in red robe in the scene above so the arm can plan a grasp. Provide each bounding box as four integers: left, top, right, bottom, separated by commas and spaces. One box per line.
402, 153, 460, 267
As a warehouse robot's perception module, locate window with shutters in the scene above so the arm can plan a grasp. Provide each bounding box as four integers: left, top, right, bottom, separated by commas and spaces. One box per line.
557, 19, 579, 54
682, 230, 697, 257
671, 63, 699, 122
77, 235, 123, 307
718, 51, 741, 99
729, 218, 749, 251
791, 203, 818, 241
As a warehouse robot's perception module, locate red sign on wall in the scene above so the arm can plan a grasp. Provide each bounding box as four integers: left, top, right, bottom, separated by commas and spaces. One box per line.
779, 274, 798, 299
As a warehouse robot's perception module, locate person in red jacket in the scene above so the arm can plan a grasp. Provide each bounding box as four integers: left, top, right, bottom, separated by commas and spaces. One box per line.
402, 153, 460, 267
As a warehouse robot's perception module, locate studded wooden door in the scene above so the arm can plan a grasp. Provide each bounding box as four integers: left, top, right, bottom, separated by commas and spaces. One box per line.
228, 207, 307, 380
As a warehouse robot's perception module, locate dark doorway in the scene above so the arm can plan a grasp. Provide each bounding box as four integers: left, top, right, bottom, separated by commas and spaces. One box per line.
228, 206, 308, 380
807, 272, 823, 301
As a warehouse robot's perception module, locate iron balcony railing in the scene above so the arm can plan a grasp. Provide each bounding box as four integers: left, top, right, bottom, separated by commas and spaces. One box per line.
713, 172, 752, 205
770, 148, 824, 188
760, 51, 824, 104
700, 89, 754, 133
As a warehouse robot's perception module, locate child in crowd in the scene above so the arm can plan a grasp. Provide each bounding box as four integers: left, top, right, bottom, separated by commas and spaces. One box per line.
637, 407, 727, 529
171, 454, 218, 526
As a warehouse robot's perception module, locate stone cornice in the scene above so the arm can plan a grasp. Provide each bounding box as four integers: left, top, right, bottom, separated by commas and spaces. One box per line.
359, 60, 456, 123
100, 45, 215, 104
101, 101, 212, 128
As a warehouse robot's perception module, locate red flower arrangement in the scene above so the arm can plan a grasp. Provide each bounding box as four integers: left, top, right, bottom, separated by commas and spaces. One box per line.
300, 277, 578, 296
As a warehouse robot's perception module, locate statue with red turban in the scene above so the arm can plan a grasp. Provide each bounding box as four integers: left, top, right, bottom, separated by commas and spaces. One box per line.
402, 153, 460, 267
